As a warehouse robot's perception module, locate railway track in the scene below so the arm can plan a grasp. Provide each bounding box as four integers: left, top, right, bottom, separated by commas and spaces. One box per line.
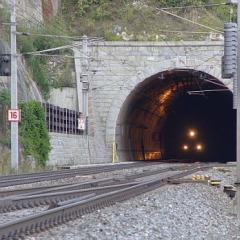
0, 162, 223, 239
0, 164, 189, 212
0, 162, 160, 188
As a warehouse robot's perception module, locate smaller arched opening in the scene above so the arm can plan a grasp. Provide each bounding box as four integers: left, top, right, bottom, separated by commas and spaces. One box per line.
115, 69, 236, 163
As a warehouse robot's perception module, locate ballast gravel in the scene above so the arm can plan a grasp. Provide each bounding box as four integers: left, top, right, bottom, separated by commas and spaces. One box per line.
25, 165, 239, 240
0, 206, 48, 225
1, 163, 179, 191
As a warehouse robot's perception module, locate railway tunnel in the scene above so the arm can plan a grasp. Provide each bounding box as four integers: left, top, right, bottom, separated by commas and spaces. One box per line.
115, 69, 236, 163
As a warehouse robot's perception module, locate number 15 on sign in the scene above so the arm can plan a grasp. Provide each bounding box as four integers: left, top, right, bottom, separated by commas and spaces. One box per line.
8, 109, 21, 122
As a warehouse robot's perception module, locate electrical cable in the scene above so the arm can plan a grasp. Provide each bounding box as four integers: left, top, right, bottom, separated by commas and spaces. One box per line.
160, 3, 227, 10
188, 89, 230, 94
16, 31, 103, 40
15, 4, 67, 34
156, 7, 223, 33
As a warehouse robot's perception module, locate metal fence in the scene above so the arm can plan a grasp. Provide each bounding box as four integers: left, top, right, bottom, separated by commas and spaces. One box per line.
43, 103, 86, 135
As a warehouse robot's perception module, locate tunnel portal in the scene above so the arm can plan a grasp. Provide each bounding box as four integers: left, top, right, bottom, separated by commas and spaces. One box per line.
116, 69, 236, 163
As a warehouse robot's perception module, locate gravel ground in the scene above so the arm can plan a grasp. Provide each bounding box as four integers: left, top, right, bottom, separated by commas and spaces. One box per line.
23, 165, 239, 240
0, 163, 184, 226
0, 206, 48, 225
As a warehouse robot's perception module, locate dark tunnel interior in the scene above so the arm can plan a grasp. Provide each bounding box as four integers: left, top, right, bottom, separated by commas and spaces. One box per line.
116, 69, 236, 163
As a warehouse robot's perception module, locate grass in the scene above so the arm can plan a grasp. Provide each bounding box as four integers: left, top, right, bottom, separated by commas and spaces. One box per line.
0, 147, 53, 176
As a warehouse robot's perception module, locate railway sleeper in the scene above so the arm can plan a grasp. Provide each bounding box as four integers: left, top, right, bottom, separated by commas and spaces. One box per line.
0, 165, 212, 239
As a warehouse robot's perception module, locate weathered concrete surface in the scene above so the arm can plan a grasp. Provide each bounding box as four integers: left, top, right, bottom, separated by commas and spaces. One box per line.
49, 88, 77, 111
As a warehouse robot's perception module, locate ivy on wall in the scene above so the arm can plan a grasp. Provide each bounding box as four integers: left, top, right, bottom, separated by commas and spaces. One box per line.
20, 101, 50, 167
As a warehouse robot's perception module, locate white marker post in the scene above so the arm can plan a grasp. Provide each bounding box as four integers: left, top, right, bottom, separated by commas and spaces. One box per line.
10, 0, 19, 170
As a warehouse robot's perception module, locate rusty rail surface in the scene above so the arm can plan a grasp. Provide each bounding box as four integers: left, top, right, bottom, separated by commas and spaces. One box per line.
0, 163, 215, 239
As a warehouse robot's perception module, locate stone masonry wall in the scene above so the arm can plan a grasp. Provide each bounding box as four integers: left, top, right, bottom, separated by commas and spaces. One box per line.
87, 41, 229, 151
48, 133, 90, 166
48, 132, 108, 166
49, 41, 230, 166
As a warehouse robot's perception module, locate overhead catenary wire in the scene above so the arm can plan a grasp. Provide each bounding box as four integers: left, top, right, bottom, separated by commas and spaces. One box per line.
14, 1, 226, 37
15, 4, 104, 43
14, 1, 228, 36
14, 2, 224, 58
156, 7, 223, 33
1, 1, 227, 98
10, 1, 225, 84
160, 2, 227, 10
15, 4, 68, 34
20, 52, 94, 60
21, 42, 84, 55
58, 2, 229, 16
16, 31, 104, 40
90, 53, 223, 91
156, 29, 213, 34
188, 89, 230, 95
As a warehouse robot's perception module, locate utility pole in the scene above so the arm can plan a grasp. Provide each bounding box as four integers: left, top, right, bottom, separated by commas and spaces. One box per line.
10, 0, 18, 170
81, 35, 89, 134
73, 36, 88, 133
82, 35, 89, 119
224, 0, 240, 220
236, 0, 240, 220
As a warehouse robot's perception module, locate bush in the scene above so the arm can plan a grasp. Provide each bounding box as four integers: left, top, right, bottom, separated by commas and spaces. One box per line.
104, 31, 122, 41
62, 0, 110, 17
0, 89, 10, 106
17, 18, 70, 99
20, 101, 50, 167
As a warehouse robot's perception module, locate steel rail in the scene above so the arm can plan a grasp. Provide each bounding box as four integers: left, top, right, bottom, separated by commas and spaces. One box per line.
0, 164, 187, 199
0, 177, 114, 198
0, 162, 160, 187
0, 162, 157, 180
0, 164, 213, 239
0, 165, 188, 212
0, 182, 139, 212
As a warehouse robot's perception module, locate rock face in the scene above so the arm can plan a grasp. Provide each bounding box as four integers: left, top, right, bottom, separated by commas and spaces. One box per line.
0, 41, 43, 102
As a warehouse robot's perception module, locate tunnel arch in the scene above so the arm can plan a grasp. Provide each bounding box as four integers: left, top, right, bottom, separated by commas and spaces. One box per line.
112, 68, 235, 163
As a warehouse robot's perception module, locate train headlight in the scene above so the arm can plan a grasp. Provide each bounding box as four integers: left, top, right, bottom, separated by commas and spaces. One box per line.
196, 144, 203, 151
188, 129, 196, 138
182, 144, 189, 151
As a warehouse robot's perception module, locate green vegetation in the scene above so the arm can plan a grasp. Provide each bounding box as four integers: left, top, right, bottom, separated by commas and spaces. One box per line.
2, 0, 232, 99
17, 18, 71, 99
17, 18, 72, 99
0, 89, 10, 106
0, 92, 51, 172
0, 6, 10, 42
19, 101, 50, 167
0, 89, 10, 147
61, 0, 233, 41
1, 5, 73, 99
